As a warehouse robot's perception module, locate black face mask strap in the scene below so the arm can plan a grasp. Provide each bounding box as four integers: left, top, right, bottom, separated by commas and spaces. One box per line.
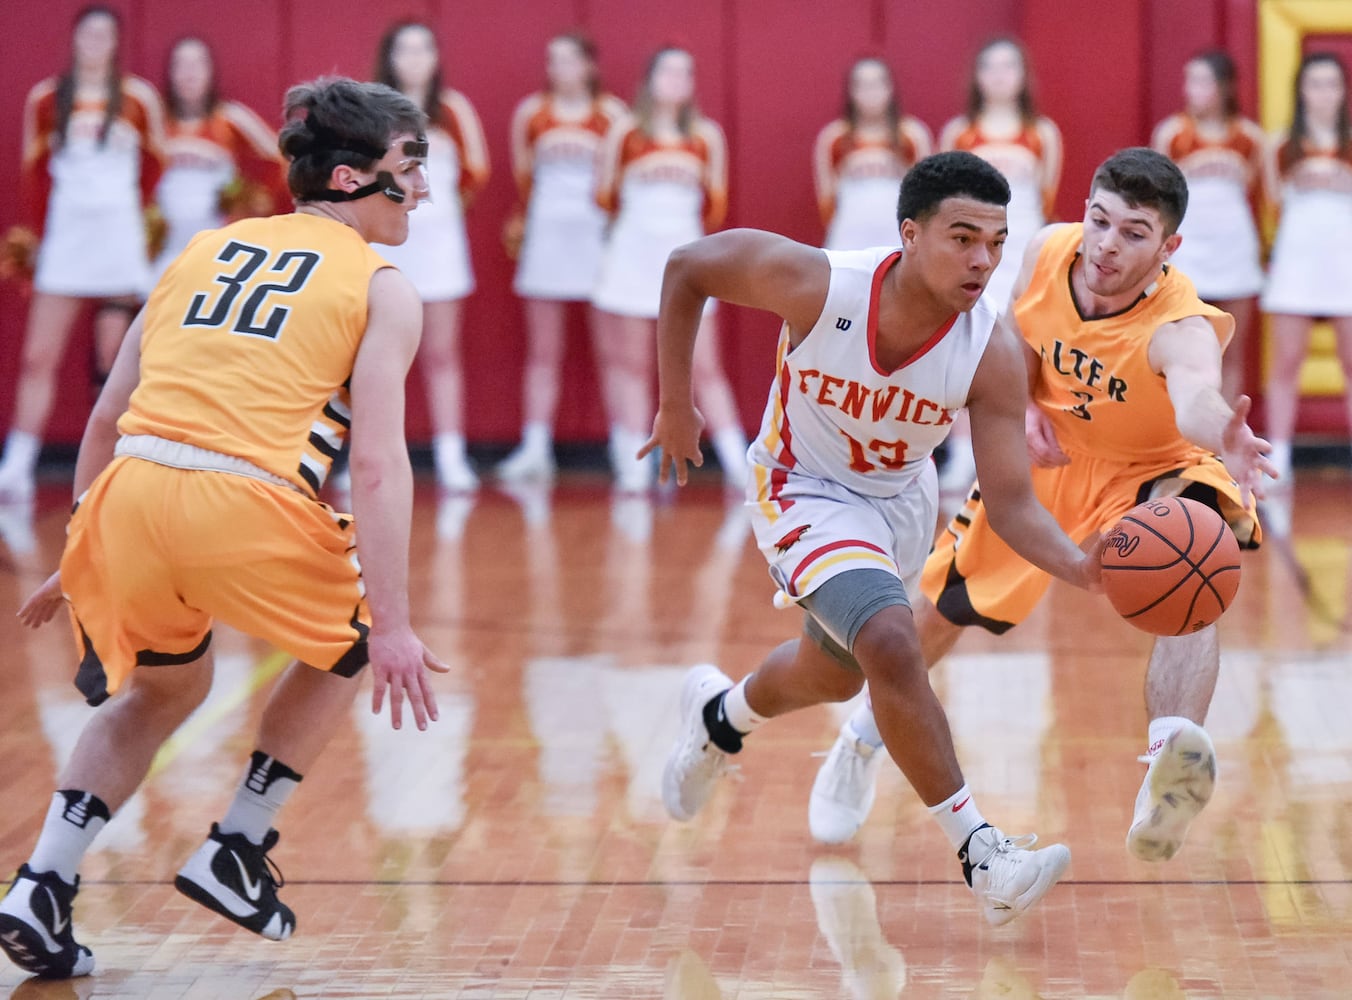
302, 139, 427, 204
307, 171, 405, 204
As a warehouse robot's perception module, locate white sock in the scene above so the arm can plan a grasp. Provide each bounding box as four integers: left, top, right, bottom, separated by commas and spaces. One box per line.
435, 432, 467, 464
1, 430, 40, 474
846, 696, 884, 750
1146, 716, 1191, 760
721, 678, 768, 736
218, 751, 302, 845
28, 791, 111, 883
521, 422, 552, 452
929, 784, 987, 850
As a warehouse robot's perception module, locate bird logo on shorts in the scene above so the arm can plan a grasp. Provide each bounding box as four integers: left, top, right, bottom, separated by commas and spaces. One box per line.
774, 525, 810, 554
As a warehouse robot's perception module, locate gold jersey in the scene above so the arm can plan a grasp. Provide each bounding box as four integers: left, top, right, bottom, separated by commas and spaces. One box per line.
121, 213, 391, 495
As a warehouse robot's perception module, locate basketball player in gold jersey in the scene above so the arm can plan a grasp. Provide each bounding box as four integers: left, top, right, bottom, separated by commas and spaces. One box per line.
810, 148, 1277, 862
0, 77, 446, 979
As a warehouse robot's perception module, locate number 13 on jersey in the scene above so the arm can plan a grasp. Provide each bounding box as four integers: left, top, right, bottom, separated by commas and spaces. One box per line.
840, 430, 910, 473
183, 240, 322, 341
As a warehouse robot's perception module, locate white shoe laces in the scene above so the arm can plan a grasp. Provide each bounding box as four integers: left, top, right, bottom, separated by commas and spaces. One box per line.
972, 833, 1039, 901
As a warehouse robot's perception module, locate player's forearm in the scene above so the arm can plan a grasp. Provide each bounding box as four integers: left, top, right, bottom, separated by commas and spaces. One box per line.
348, 447, 414, 631
71, 409, 122, 503
987, 496, 1087, 585
1173, 383, 1233, 455
654, 248, 711, 409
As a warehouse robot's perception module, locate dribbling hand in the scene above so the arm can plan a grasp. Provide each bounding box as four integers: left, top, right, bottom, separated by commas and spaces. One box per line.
368, 626, 450, 731
639, 403, 706, 486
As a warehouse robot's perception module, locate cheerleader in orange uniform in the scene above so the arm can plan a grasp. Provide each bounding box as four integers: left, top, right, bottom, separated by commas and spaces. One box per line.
1261, 53, 1352, 484
0, 6, 165, 500
937, 36, 1061, 493
374, 22, 490, 491
1152, 51, 1266, 402
814, 57, 932, 250
592, 47, 747, 491
498, 34, 627, 482
152, 36, 288, 281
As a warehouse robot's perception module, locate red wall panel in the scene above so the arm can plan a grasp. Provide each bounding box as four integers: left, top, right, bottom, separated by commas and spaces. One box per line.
0, 0, 1257, 452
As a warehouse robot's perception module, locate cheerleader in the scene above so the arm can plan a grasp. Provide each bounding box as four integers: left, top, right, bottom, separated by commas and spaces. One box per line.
374, 21, 490, 491
497, 33, 627, 482
937, 36, 1061, 493
814, 57, 932, 250
152, 36, 287, 281
1152, 51, 1266, 403
0, 5, 165, 500
1261, 52, 1352, 484
592, 46, 747, 492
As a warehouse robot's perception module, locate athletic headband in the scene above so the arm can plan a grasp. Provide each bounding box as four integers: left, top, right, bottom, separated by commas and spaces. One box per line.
300, 133, 430, 204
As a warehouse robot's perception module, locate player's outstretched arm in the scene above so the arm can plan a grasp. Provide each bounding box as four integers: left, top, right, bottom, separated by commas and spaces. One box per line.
349, 267, 449, 732
642, 229, 829, 484
1149, 315, 1277, 509
967, 320, 1101, 590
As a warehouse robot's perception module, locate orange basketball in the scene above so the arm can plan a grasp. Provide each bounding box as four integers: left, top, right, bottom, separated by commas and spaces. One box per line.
1099, 497, 1242, 636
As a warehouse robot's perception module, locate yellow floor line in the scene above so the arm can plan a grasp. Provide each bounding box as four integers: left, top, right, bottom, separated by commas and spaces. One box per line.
147, 650, 292, 778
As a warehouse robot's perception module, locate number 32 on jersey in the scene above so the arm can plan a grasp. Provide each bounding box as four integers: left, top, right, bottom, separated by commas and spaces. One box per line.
183, 240, 322, 341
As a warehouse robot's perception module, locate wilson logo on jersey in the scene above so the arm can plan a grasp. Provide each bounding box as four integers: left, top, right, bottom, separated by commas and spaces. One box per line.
835, 317, 852, 331
775, 525, 810, 553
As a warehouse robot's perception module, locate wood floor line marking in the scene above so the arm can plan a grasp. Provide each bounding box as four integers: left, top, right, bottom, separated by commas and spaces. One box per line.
146, 649, 291, 778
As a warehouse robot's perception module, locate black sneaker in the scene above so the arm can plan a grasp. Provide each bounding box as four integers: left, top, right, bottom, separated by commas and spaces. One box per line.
0, 865, 95, 978
174, 824, 294, 940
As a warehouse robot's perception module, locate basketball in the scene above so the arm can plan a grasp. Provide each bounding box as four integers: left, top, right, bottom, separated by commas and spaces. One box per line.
1099, 497, 1242, 636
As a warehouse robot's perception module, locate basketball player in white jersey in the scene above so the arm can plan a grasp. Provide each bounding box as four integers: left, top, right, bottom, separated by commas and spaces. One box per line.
647, 151, 1100, 926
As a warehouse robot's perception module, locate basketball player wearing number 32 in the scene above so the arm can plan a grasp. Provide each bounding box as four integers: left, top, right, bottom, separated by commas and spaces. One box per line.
648, 151, 1103, 927
812, 147, 1278, 863
0, 78, 449, 980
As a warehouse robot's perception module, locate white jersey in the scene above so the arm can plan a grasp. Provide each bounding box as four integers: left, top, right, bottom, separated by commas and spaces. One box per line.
749, 247, 997, 499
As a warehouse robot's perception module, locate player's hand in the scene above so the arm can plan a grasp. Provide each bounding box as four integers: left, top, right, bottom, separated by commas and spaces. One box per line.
17, 571, 64, 628
1220, 395, 1277, 510
1026, 406, 1070, 468
367, 625, 450, 731
1072, 533, 1105, 593
639, 403, 705, 486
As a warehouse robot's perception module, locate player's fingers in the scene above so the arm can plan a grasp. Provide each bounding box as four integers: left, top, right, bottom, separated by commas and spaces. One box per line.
423, 645, 451, 673
403, 675, 428, 731
387, 682, 404, 731
418, 670, 440, 724
1231, 394, 1252, 424
675, 456, 688, 487
636, 436, 657, 460
372, 672, 386, 717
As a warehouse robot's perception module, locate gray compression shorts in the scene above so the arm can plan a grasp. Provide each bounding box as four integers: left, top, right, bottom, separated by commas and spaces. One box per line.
799, 568, 910, 671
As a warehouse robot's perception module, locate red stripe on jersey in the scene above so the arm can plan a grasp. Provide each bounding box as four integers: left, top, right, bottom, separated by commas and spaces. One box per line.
768, 467, 794, 513
774, 352, 798, 468
788, 539, 890, 594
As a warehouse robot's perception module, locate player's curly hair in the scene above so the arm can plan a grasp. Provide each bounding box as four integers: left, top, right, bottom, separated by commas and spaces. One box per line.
278, 77, 426, 201
896, 150, 1010, 225
1090, 147, 1189, 236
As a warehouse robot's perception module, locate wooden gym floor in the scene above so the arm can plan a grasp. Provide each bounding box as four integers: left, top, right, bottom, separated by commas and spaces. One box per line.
0, 467, 1350, 998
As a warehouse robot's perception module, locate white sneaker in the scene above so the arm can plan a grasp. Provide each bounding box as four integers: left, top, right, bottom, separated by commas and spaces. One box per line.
809, 728, 884, 844
809, 856, 906, 998
1127, 721, 1216, 862
436, 453, 480, 493
0, 461, 35, 502
662, 664, 734, 821
961, 825, 1071, 927
497, 441, 556, 483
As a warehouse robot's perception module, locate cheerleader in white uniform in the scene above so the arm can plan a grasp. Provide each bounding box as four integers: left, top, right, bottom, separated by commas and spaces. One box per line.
1153, 51, 1266, 403
936, 37, 1061, 494
374, 22, 490, 491
1261, 52, 1352, 483
151, 37, 287, 283
592, 47, 747, 491
498, 34, 627, 482
814, 57, 932, 251
0, 6, 165, 500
